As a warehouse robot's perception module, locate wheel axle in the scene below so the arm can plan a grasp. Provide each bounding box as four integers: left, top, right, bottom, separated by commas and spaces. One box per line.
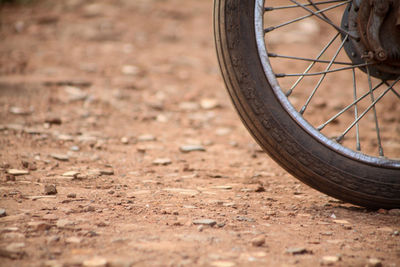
342, 0, 400, 80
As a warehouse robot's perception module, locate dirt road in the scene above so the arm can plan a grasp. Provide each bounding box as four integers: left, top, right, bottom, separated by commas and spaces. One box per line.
0, 1, 399, 266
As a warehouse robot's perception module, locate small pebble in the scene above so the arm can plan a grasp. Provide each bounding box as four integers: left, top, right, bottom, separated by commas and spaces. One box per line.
192, 219, 217, 227
46, 235, 60, 244
7, 169, 29, 176
99, 169, 114, 175
200, 98, 219, 110
0, 208, 6, 217
62, 171, 80, 178
367, 258, 382, 267
83, 257, 108, 267
70, 146, 80, 152
285, 247, 310, 255
9, 106, 33, 115
153, 158, 172, 166
121, 65, 140, 75
179, 102, 199, 111
217, 222, 225, 228
64, 86, 87, 101
121, 137, 129, 144
51, 154, 69, 161
210, 261, 235, 267
215, 128, 231, 136
58, 134, 74, 141
137, 134, 156, 142
251, 235, 265, 247
214, 185, 232, 190
83, 206, 96, 212
67, 193, 77, 198
321, 256, 341, 265
179, 145, 206, 153
45, 117, 62, 125
44, 184, 58, 195
65, 236, 82, 244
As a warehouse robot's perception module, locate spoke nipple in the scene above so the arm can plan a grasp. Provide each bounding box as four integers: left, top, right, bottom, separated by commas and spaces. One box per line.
264, 7, 273, 12
275, 73, 285, 78
335, 136, 344, 143
264, 27, 274, 33
299, 107, 305, 115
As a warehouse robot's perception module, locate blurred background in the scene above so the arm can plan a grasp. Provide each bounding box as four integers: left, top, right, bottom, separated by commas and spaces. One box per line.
1, 1, 399, 267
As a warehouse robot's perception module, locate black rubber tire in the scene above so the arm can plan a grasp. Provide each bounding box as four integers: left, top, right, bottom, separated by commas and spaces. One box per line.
214, 0, 400, 209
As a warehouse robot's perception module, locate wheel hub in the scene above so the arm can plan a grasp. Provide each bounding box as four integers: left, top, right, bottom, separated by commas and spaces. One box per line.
342, 0, 400, 80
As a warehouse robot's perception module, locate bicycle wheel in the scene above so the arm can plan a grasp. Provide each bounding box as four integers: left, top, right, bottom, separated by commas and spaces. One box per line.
214, 0, 400, 208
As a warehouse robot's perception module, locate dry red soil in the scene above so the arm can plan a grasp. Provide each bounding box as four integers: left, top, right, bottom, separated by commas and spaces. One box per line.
0, 1, 399, 266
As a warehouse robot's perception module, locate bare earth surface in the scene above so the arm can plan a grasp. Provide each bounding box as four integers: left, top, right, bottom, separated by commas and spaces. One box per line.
0, 1, 399, 266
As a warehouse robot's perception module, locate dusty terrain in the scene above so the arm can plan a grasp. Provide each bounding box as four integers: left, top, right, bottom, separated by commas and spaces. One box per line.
0, 0, 399, 266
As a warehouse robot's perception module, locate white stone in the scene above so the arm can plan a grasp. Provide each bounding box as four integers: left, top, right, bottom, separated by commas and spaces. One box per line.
7, 169, 29, 176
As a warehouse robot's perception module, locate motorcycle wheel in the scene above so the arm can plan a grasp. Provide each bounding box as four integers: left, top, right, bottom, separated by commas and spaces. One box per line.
214, 0, 400, 208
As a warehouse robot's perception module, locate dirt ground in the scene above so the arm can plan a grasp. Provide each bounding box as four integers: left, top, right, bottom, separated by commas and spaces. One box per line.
0, 0, 399, 266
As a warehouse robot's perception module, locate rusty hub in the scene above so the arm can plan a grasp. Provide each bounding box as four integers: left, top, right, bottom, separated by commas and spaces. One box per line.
341, 0, 400, 80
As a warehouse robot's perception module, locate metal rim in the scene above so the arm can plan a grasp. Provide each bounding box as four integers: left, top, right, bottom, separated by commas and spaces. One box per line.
254, 0, 400, 168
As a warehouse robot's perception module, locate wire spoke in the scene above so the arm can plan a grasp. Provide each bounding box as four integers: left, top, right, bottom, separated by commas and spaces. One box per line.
336, 77, 400, 143
276, 62, 372, 78
307, 0, 332, 23
289, 0, 358, 39
265, 0, 348, 11
264, 1, 350, 33
263, 0, 399, 158
391, 88, 400, 98
317, 81, 385, 131
299, 35, 348, 114
366, 67, 384, 156
268, 52, 352, 65
385, 81, 400, 99
352, 69, 361, 151
286, 33, 340, 96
